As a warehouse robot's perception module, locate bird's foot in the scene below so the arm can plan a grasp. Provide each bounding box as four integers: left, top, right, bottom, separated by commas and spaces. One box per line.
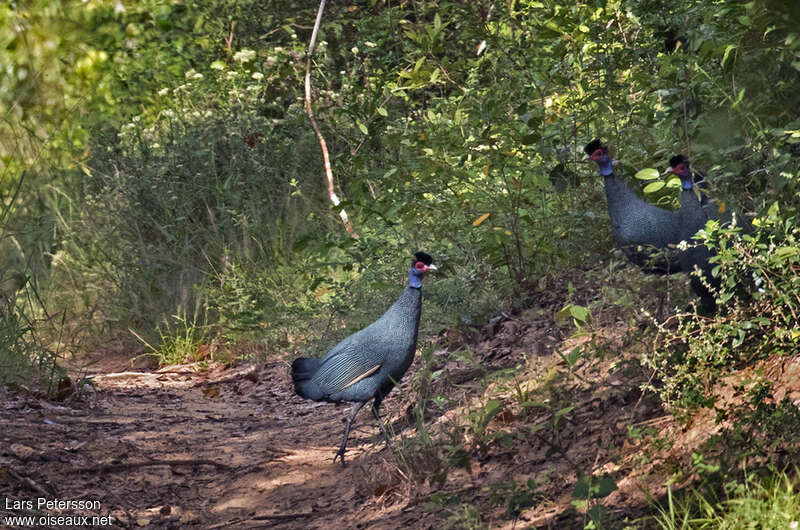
333, 448, 348, 467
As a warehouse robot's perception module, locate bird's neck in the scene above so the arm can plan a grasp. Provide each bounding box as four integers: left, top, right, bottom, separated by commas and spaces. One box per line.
597, 159, 614, 176
680, 172, 694, 190
384, 286, 422, 326
603, 172, 639, 210
409, 268, 423, 289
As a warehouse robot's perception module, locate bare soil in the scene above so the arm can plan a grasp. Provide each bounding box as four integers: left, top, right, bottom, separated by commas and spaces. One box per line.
1, 267, 735, 529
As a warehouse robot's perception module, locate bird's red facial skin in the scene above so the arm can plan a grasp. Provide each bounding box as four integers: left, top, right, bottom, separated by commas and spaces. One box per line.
414, 261, 427, 271
591, 149, 604, 161
672, 162, 689, 175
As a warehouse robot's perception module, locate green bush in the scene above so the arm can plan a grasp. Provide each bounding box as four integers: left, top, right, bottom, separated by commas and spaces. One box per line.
645, 214, 800, 411
651, 470, 800, 530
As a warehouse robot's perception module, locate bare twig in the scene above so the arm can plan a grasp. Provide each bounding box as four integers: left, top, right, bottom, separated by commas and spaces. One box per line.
79, 458, 232, 473
5, 466, 56, 497
225, 21, 236, 53
305, 0, 359, 239
252, 512, 314, 521
207, 512, 313, 529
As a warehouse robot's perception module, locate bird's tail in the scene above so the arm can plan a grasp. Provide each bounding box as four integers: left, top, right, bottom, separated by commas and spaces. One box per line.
291, 357, 325, 401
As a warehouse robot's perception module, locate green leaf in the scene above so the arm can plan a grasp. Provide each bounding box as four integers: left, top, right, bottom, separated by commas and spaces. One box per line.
358, 122, 368, 135
635, 168, 660, 180
554, 405, 574, 420
721, 44, 737, 67
774, 246, 799, 259
530, 422, 546, 434
573, 477, 590, 499
665, 177, 682, 188
480, 399, 503, 429
564, 347, 581, 366
376, 107, 388, 117
732, 88, 745, 108
643, 181, 665, 194
592, 476, 618, 498
521, 133, 541, 145
569, 304, 589, 323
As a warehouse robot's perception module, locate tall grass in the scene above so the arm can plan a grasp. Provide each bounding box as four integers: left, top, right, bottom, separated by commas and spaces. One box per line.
651, 471, 800, 529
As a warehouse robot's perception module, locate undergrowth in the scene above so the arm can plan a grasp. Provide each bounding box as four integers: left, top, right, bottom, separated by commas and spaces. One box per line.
651, 470, 800, 530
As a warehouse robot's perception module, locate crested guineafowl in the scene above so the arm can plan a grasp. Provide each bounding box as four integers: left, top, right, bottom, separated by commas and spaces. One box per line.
583, 139, 684, 274
291, 252, 437, 466
666, 154, 719, 314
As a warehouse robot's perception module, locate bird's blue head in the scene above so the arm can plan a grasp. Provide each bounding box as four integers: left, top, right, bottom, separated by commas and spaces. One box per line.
409, 251, 437, 289
583, 139, 613, 176
666, 154, 693, 190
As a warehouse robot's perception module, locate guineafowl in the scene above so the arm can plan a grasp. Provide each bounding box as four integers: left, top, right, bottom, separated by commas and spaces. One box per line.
583, 139, 683, 274
667, 154, 719, 314
291, 252, 437, 466
667, 154, 714, 215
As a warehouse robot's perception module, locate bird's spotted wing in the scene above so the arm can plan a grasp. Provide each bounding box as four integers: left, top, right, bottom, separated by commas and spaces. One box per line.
312, 337, 385, 394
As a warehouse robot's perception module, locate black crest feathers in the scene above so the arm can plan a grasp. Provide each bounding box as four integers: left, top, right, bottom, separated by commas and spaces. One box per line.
669, 154, 688, 168
413, 252, 433, 266
584, 139, 604, 155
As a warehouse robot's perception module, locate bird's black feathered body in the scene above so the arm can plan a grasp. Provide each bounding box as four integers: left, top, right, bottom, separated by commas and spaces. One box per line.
291, 251, 435, 465
671, 154, 720, 314
292, 286, 421, 404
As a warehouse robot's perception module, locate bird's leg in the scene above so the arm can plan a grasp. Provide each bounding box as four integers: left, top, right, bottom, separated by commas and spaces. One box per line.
334, 401, 366, 467
372, 399, 393, 447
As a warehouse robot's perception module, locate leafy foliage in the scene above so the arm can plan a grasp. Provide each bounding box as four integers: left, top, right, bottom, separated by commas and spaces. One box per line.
645, 215, 800, 411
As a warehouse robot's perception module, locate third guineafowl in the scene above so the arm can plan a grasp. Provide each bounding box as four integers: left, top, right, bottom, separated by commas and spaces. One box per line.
666, 154, 719, 314
291, 252, 437, 466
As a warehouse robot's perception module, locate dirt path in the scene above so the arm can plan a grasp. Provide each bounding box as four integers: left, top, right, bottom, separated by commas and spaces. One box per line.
1, 349, 663, 529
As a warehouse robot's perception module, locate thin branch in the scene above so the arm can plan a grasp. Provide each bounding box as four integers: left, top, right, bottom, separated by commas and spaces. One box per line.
208, 512, 313, 529
305, 0, 359, 239
225, 21, 236, 53
79, 458, 232, 473
5, 466, 56, 497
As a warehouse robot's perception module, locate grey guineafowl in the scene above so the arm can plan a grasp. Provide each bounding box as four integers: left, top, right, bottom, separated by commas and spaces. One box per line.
667, 154, 719, 314
583, 139, 684, 274
291, 252, 437, 466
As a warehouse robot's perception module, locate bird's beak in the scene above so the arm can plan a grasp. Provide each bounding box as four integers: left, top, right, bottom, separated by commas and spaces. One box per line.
427, 264, 438, 271
662, 166, 674, 176
582, 153, 590, 160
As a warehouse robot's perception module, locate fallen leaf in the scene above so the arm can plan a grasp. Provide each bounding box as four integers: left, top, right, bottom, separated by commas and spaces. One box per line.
203, 387, 220, 398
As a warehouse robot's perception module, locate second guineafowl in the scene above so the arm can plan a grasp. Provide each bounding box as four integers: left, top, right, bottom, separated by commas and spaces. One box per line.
291, 252, 437, 466
583, 139, 684, 274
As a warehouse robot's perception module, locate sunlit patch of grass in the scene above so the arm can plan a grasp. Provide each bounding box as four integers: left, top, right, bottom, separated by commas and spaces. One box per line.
0, 279, 66, 395
131, 312, 212, 367
650, 471, 800, 529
